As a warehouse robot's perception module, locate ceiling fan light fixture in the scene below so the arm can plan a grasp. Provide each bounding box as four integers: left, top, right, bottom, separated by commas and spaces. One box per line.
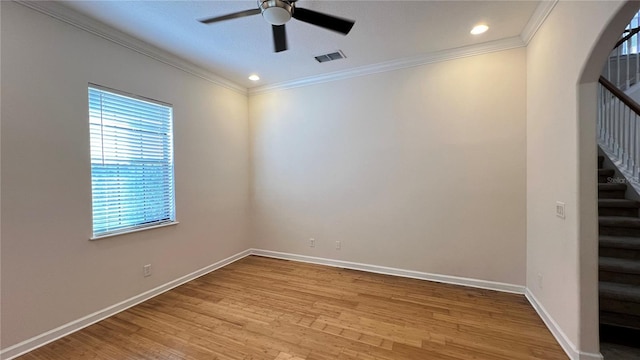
470, 24, 489, 35
260, 0, 292, 25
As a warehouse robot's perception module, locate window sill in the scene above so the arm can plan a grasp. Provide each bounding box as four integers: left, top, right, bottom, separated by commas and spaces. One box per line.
89, 221, 179, 241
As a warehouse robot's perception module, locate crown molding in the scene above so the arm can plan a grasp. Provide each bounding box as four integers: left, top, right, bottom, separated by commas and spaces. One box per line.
16, 0, 556, 97
14, 0, 247, 95
249, 0, 560, 95
521, 0, 558, 45
249, 36, 525, 95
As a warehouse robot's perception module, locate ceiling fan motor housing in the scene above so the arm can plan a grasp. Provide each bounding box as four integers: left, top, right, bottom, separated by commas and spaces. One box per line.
259, 0, 293, 25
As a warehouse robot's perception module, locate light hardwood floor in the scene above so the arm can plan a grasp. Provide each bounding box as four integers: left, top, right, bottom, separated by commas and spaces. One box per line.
17, 256, 567, 359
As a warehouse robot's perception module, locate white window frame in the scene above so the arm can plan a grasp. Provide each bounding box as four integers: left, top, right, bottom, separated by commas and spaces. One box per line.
88, 84, 177, 239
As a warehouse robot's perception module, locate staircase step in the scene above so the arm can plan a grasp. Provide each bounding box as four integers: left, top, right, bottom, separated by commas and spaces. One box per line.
600, 236, 640, 250
600, 311, 640, 330
599, 183, 628, 199
599, 183, 628, 190
600, 257, 640, 274
600, 323, 640, 346
598, 169, 616, 183
600, 271, 640, 285
600, 216, 640, 236
600, 199, 640, 208
599, 199, 640, 216
600, 236, 640, 260
600, 216, 640, 228
600, 282, 640, 318
600, 257, 640, 285
600, 281, 640, 303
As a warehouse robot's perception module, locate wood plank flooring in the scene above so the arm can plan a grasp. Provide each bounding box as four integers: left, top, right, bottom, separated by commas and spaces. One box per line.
17, 256, 568, 360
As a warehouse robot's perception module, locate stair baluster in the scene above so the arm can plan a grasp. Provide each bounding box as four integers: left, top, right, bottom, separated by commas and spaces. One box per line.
598, 76, 640, 187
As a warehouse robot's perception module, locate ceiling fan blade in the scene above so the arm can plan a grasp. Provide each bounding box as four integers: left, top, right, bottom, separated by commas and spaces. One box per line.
292, 7, 355, 35
199, 8, 261, 24
272, 25, 288, 53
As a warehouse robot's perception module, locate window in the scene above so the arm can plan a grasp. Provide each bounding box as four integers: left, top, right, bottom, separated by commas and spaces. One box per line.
88, 85, 175, 238
621, 12, 640, 55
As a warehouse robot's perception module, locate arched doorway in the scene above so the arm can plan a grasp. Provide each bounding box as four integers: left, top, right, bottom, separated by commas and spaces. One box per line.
578, 0, 640, 357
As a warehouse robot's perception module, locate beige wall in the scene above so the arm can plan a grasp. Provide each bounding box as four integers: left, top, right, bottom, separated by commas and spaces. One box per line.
1, 1, 250, 348
3, 0, 637, 356
526, 0, 628, 354
249, 48, 527, 285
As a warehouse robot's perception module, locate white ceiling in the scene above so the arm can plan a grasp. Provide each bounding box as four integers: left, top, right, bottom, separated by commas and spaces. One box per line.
56, 0, 542, 90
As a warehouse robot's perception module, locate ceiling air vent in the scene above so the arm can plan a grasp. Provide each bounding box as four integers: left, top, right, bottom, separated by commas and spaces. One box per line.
315, 50, 346, 63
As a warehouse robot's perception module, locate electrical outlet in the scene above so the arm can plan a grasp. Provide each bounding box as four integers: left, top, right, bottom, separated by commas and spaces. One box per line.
555, 201, 566, 219
143, 264, 152, 277
310, 238, 315, 248
336, 241, 341, 250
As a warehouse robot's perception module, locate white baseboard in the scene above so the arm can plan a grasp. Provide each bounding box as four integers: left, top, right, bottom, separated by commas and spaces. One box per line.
0, 249, 252, 360
579, 350, 605, 359
3, 248, 602, 360
250, 249, 526, 294
525, 289, 603, 360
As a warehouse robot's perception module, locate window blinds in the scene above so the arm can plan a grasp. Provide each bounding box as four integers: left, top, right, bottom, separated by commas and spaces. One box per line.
89, 86, 175, 237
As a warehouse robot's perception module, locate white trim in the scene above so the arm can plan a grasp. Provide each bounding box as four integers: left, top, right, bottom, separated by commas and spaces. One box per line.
250, 249, 525, 294
89, 221, 179, 241
525, 289, 603, 360
0, 249, 252, 360
14, 0, 553, 96
521, 0, 559, 45
9, 248, 606, 360
14, 0, 246, 95
249, 36, 525, 95
579, 350, 606, 360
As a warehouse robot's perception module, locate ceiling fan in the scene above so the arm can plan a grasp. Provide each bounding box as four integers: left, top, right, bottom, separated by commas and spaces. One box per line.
198, 0, 355, 53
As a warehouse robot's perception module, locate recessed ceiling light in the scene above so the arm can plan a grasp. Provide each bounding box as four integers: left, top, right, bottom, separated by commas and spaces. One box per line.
471, 24, 489, 35
248, 74, 260, 81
